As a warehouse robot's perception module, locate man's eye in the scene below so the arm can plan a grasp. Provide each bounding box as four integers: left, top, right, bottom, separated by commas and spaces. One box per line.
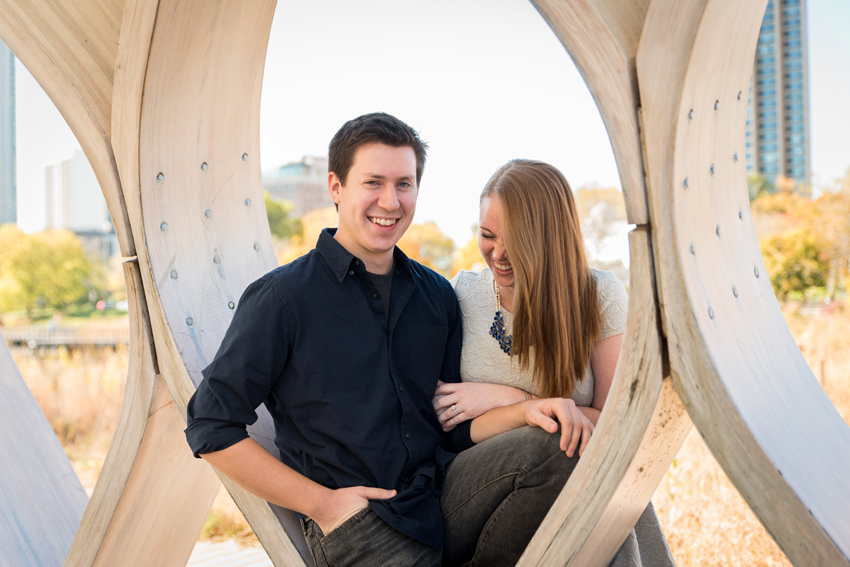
398, 182, 413, 189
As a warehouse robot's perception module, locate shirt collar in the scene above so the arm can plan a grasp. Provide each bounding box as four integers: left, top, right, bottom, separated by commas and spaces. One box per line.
316, 228, 412, 282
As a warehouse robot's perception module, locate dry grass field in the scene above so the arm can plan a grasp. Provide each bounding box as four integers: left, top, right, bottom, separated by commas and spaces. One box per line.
9, 301, 850, 561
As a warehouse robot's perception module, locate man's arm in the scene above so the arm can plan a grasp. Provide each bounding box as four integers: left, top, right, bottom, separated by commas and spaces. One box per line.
200, 438, 395, 535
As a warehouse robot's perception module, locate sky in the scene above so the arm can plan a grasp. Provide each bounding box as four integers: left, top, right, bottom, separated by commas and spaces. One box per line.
13, 0, 850, 246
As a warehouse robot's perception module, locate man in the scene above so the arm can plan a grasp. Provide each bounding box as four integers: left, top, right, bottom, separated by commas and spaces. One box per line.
185, 113, 588, 566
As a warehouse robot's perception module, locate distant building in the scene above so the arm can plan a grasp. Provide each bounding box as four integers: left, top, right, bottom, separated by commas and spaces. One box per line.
263, 156, 334, 217
0, 40, 15, 225
44, 150, 116, 261
745, 0, 810, 186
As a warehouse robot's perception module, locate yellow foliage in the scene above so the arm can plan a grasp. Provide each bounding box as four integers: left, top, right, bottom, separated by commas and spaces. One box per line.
574, 187, 626, 222
276, 207, 338, 265
452, 231, 485, 275
397, 222, 455, 277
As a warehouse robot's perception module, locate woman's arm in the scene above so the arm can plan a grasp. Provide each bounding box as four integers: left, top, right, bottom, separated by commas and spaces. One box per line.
589, 332, 624, 414
433, 381, 533, 428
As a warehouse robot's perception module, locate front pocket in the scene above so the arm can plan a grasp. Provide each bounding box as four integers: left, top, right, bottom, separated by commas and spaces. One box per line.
320, 507, 372, 546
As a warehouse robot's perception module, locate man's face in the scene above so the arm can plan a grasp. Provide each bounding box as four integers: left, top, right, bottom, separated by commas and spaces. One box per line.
329, 143, 418, 271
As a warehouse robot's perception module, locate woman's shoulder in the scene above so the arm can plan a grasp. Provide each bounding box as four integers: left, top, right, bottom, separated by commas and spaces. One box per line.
450, 267, 493, 292
590, 268, 629, 337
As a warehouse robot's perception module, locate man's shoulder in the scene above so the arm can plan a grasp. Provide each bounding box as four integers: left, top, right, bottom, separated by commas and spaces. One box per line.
407, 258, 453, 292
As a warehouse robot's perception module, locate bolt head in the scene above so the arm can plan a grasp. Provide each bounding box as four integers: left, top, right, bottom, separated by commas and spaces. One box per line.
714, 100, 719, 111
204, 209, 212, 219
170, 270, 177, 279
213, 256, 220, 264
716, 226, 720, 236
710, 164, 715, 175
738, 91, 743, 100
253, 242, 260, 251
228, 301, 235, 310
708, 307, 715, 319
156, 172, 164, 183
186, 317, 194, 326
733, 152, 739, 162
683, 178, 689, 189
739, 210, 743, 219
160, 222, 168, 232
754, 266, 760, 278
245, 198, 252, 207
690, 244, 695, 255
242, 153, 249, 161
201, 162, 208, 171
688, 109, 694, 120
733, 286, 738, 297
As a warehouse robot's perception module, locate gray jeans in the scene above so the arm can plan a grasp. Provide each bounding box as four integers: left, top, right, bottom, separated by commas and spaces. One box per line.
302, 426, 576, 567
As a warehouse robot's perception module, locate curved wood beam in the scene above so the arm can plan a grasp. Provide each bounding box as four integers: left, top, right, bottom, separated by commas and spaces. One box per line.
531, 0, 650, 224
638, 0, 850, 564
116, 0, 310, 564
520, 2, 691, 564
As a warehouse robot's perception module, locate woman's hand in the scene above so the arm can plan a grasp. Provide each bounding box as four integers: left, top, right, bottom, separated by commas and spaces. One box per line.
524, 397, 595, 457
433, 380, 530, 431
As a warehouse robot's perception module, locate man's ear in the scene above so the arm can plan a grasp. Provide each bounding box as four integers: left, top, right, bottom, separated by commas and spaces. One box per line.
328, 171, 342, 205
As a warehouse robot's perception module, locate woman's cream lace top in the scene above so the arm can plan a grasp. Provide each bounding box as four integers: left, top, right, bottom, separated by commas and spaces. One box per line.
450, 268, 628, 406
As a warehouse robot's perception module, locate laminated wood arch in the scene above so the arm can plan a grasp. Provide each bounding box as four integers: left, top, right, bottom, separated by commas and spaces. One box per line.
0, 1, 847, 566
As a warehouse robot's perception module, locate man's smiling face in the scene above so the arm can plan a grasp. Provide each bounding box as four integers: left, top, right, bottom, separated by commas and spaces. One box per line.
329, 143, 418, 272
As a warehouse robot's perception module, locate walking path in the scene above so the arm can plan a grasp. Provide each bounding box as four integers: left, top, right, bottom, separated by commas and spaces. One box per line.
187, 541, 273, 567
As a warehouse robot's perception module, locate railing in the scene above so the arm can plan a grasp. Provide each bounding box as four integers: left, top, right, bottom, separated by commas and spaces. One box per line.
2, 324, 130, 349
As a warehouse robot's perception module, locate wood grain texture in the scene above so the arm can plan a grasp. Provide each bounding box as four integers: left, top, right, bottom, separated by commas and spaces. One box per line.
117, 0, 311, 564
519, 228, 691, 566
638, 0, 850, 564
531, 0, 650, 224
0, 329, 88, 567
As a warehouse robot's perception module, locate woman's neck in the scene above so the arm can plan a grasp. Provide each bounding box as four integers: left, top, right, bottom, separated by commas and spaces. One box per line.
497, 282, 515, 314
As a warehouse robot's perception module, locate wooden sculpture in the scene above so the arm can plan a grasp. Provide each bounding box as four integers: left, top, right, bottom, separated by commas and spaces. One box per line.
0, 0, 847, 566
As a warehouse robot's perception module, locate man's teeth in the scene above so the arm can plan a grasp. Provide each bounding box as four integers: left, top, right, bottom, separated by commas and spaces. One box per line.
495, 261, 512, 271
370, 217, 397, 227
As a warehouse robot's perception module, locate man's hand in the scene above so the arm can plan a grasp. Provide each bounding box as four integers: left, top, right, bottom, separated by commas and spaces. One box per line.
310, 486, 397, 536
523, 398, 594, 458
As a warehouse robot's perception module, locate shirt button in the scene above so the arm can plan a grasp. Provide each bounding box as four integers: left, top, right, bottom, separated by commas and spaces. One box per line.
372, 293, 378, 299
405, 433, 410, 439
355, 260, 360, 266
398, 385, 404, 391
349, 270, 354, 275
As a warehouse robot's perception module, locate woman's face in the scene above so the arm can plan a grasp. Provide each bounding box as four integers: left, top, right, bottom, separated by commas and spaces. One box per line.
479, 195, 514, 289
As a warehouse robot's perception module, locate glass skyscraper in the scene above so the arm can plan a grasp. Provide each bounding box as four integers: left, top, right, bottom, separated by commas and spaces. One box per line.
0, 39, 14, 225
745, 0, 810, 186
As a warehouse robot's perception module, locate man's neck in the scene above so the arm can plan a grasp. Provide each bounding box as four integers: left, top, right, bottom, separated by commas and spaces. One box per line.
333, 231, 395, 274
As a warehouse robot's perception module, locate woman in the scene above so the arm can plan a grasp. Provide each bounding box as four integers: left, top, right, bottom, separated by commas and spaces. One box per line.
435, 159, 674, 566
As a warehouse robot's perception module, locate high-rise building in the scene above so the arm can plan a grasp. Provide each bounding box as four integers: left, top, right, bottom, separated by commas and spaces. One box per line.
44, 150, 116, 261
0, 40, 15, 225
745, 0, 810, 186
263, 156, 334, 217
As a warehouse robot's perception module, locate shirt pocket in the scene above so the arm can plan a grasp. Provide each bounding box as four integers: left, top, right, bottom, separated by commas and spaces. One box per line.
408, 324, 449, 393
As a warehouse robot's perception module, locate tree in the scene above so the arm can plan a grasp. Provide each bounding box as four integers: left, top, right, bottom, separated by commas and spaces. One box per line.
759, 227, 828, 300
397, 222, 455, 278
747, 174, 774, 201
265, 192, 302, 240
452, 229, 485, 275
277, 206, 337, 265
574, 187, 626, 222
0, 226, 103, 314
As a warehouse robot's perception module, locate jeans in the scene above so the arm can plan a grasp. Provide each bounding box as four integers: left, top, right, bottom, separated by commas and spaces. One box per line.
301, 509, 441, 567
441, 426, 579, 567
302, 426, 577, 567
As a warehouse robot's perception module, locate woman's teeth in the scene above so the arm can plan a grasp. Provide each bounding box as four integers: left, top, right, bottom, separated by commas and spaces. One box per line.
370, 217, 397, 227
495, 261, 512, 271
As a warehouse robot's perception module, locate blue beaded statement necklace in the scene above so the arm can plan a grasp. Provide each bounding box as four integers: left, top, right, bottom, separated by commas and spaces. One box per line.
489, 279, 512, 355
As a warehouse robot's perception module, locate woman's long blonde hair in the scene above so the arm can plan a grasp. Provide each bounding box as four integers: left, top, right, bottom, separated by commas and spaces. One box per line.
481, 159, 601, 399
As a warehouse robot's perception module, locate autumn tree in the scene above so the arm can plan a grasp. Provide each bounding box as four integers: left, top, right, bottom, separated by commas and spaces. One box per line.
0, 225, 105, 314
277, 206, 338, 265
265, 191, 302, 240
397, 222, 455, 278
759, 228, 828, 300
452, 228, 485, 275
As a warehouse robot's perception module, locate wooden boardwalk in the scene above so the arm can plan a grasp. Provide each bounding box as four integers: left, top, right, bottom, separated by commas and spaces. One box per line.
187, 542, 273, 567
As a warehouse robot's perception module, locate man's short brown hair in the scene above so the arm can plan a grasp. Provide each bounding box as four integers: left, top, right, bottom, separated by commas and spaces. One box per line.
328, 113, 429, 188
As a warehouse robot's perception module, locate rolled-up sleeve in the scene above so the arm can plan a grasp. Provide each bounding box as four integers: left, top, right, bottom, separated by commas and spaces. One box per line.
185, 277, 292, 458
440, 282, 474, 453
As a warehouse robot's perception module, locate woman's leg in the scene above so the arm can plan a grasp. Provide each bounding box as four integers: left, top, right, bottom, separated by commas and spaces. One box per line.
440, 426, 579, 567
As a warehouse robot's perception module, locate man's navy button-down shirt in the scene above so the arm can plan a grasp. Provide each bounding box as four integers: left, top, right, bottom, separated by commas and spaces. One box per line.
185, 228, 473, 549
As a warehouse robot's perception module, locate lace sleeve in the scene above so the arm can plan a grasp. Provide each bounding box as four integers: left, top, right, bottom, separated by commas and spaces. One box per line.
595, 270, 628, 339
